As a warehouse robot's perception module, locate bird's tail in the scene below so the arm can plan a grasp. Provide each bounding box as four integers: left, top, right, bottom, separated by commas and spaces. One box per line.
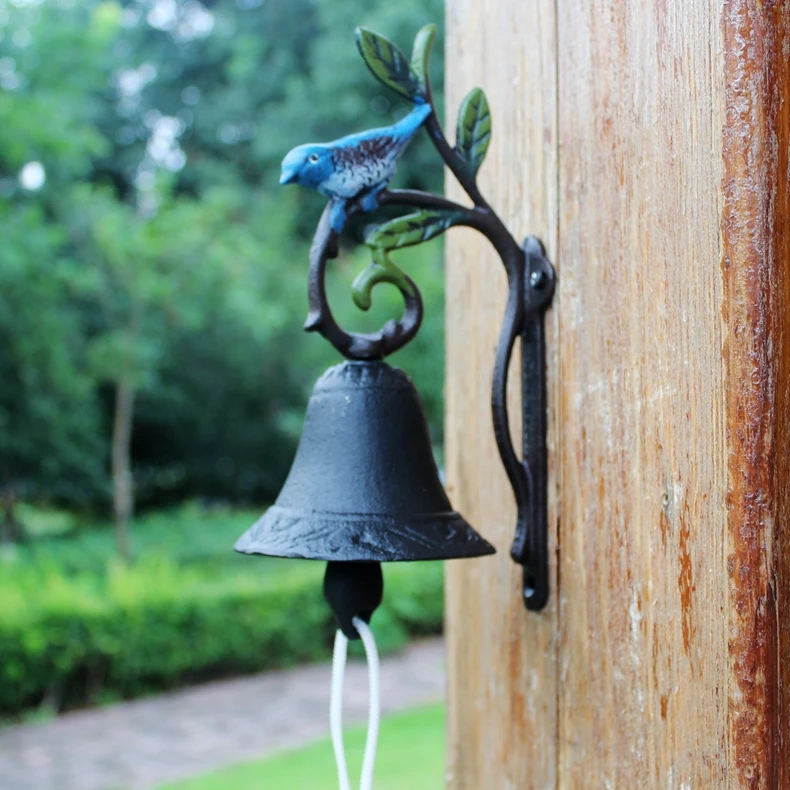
391, 102, 432, 142
412, 101, 432, 124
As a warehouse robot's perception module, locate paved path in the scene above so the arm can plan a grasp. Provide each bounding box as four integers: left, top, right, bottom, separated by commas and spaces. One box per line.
0, 639, 444, 790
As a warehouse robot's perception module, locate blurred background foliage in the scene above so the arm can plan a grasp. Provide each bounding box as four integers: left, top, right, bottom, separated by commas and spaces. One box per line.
0, 0, 445, 522
0, 0, 447, 716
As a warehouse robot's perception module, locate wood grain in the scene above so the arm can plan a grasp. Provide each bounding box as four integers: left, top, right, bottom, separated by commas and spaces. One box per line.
444, 0, 790, 786
556, 1, 729, 785
443, 0, 559, 787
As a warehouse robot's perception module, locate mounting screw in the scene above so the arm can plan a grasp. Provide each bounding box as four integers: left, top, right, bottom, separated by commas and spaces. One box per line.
529, 269, 546, 289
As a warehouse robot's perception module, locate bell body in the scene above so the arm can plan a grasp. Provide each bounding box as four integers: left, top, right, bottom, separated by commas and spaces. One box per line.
234, 360, 494, 562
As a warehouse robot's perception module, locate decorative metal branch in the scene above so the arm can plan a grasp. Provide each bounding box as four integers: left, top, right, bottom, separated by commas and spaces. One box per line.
280, 24, 555, 611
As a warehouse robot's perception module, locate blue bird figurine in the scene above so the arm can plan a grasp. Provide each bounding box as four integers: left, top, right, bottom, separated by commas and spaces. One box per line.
279, 101, 432, 232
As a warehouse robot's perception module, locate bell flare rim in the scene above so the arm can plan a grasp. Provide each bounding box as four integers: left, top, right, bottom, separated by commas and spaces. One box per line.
233, 506, 496, 563
234, 547, 497, 562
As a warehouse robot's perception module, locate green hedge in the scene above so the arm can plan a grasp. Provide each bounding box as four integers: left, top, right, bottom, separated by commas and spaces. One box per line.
0, 559, 444, 715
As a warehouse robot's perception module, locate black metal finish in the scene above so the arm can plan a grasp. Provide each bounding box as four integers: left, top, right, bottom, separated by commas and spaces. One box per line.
324, 561, 383, 640
491, 237, 555, 611
241, 23, 557, 612
234, 361, 495, 562
305, 199, 424, 360
292, 31, 558, 607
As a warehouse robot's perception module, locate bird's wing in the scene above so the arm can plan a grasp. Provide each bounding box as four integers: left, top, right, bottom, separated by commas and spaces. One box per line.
333, 134, 401, 170
325, 105, 432, 197
325, 138, 398, 198
332, 103, 432, 165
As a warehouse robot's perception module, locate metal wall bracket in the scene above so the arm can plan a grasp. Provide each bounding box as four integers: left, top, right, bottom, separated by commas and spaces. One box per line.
491, 236, 555, 611
277, 22, 559, 612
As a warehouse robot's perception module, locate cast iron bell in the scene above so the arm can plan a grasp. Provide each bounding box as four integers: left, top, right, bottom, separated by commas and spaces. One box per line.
234, 360, 494, 636
235, 360, 492, 562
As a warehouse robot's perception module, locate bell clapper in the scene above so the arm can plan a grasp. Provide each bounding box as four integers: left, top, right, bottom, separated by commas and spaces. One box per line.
323, 561, 384, 640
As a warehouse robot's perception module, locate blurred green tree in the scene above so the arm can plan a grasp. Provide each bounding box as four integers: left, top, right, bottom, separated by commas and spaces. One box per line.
0, 0, 119, 536
58, 184, 210, 557
0, 0, 446, 546
0, 203, 104, 541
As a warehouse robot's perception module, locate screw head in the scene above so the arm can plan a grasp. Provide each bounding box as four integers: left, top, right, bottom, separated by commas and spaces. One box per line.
529, 269, 546, 289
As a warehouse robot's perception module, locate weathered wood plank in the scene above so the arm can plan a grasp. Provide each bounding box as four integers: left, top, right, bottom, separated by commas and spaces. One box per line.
443, 0, 559, 786
445, 0, 789, 786
555, 2, 729, 786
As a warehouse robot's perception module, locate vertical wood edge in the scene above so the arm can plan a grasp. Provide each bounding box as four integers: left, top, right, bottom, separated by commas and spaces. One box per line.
443, 0, 559, 786
720, 1, 790, 787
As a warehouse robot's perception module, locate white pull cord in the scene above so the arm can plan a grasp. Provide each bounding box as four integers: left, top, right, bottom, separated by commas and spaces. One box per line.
330, 629, 351, 790
330, 617, 380, 790
355, 618, 380, 790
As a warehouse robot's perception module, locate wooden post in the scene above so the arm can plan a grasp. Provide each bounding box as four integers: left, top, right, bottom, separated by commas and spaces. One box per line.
444, 2, 789, 788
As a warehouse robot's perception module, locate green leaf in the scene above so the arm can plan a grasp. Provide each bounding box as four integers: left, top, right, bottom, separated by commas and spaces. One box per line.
355, 27, 419, 100
455, 87, 492, 176
365, 209, 466, 251
352, 249, 415, 311
410, 24, 437, 96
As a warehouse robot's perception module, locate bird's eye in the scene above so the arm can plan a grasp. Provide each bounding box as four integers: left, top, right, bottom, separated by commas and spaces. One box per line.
308, 153, 320, 164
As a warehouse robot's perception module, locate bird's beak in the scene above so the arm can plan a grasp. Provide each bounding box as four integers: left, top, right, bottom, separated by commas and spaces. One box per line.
279, 166, 298, 185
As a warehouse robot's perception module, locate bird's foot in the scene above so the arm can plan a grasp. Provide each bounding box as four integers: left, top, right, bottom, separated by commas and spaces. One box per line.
358, 184, 387, 213
328, 185, 386, 234
329, 199, 349, 234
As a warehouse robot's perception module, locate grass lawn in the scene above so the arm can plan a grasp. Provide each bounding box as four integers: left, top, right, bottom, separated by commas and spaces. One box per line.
158, 704, 445, 790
